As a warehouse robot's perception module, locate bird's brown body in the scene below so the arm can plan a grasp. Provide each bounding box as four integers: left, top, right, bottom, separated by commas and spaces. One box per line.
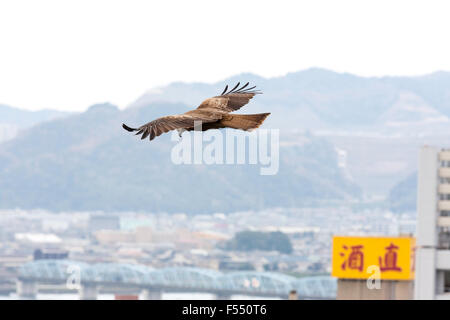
122, 82, 270, 141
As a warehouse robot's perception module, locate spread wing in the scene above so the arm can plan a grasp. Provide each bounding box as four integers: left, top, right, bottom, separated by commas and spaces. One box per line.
122, 113, 220, 141
197, 82, 262, 113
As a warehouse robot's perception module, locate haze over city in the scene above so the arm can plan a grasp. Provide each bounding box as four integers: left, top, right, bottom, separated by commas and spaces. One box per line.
1, 0, 449, 304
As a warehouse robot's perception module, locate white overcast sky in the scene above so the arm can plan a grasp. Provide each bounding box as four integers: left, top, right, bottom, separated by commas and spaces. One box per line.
1, 0, 450, 111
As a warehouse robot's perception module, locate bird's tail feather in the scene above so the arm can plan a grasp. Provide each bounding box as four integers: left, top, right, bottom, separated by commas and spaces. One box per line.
221, 113, 270, 131
122, 123, 137, 132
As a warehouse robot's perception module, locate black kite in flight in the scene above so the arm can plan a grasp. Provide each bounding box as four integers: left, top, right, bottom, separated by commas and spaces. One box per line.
122, 82, 270, 141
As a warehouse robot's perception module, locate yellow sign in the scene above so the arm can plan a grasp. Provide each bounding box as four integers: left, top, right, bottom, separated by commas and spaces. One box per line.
331, 236, 415, 280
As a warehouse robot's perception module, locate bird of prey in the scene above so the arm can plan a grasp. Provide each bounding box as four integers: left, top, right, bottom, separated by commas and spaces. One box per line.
122, 82, 270, 141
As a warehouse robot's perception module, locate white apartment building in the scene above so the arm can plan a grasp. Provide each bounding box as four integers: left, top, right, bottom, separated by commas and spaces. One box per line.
415, 146, 450, 299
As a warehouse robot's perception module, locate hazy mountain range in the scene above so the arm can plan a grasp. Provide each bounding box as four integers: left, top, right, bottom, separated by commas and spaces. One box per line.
2, 67, 450, 213
131, 68, 450, 135
388, 173, 417, 213
0, 102, 359, 213
0, 104, 69, 142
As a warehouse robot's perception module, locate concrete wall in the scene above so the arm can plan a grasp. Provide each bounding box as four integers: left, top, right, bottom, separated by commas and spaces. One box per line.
337, 279, 413, 300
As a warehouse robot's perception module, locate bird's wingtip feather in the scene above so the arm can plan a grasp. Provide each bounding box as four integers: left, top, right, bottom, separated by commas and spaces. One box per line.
122, 123, 136, 132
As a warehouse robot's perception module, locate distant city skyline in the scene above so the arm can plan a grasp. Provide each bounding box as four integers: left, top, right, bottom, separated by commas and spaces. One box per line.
1, 0, 450, 111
